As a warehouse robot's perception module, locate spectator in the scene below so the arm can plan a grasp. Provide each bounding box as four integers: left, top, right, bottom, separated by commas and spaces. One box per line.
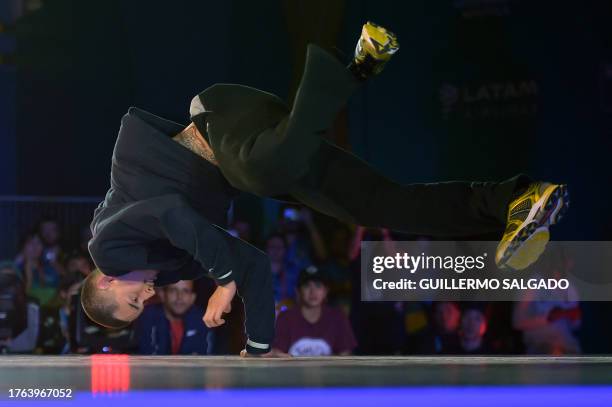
38, 274, 82, 354
37, 217, 65, 275
278, 206, 327, 270
265, 233, 299, 306
413, 302, 461, 354
319, 224, 352, 310
15, 233, 60, 305
432, 301, 461, 353
349, 227, 404, 354
458, 305, 491, 354
514, 299, 582, 354
513, 251, 581, 355
0, 262, 39, 354
273, 266, 357, 356
136, 280, 212, 355
349, 226, 396, 262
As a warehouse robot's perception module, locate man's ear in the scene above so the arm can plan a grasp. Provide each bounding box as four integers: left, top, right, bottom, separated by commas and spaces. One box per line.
96, 275, 115, 290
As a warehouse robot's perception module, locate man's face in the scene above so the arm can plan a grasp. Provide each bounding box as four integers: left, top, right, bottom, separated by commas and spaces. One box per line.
298, 281, 328, 308
97, 270, 158, 322
461, 309, 486, 340
161, 280, 196, 318
23, 235, 44, 260
434, 302, 461, 333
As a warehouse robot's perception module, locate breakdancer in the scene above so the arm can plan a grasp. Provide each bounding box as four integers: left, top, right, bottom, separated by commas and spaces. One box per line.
82, 22, 569, 356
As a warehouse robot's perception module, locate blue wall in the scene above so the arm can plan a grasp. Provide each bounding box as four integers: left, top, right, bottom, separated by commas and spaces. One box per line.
0, 0, 17, 194
11, 0, 612, 241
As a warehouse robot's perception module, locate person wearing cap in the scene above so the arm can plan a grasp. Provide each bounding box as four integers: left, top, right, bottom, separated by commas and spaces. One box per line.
272, 266, 357, 356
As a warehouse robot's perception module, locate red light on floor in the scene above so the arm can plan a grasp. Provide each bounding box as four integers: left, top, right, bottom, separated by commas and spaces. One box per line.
91, 354, 130, 395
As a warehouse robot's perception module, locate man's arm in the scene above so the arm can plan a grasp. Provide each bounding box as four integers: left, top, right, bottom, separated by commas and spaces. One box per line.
91, 194, 275, 354
92, 194, 235, 285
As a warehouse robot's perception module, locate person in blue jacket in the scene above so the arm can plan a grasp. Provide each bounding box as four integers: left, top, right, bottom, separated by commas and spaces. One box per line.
136, 280, 213, 355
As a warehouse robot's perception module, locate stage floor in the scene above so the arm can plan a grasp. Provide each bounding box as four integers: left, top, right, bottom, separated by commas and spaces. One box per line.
1, 356, 611, 406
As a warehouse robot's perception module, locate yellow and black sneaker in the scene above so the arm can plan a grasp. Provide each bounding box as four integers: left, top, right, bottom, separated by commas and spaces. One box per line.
348, 21, 399, 81
495, 182, 570, 270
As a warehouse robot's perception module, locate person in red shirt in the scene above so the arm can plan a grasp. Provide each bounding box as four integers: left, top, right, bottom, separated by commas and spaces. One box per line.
273, 266, 357, 356
136, 280, 212, 355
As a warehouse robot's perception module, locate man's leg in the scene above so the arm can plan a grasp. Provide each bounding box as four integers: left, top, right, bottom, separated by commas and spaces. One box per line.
289, 139, 531, 238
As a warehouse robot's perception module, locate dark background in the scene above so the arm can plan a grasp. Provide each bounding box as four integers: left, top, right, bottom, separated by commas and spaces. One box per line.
0, 0, 611, 351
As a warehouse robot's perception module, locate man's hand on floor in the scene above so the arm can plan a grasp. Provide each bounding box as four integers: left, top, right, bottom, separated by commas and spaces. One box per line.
240, 348, 291, 358
203, 280, 236, 328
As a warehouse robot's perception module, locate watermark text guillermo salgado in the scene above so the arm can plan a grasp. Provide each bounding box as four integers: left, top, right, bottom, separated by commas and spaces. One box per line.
358, 240, 612, 301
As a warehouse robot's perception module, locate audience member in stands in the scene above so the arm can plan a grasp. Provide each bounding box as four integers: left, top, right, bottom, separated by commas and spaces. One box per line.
136, 280, 212, 355
433, 301, 461, 353
38, 274, 82, 354
265, 233, 300, 306
273, 266, 357, 356
14, 233, 60, 305
0, 262, 40, 353
348, 226, 396, 262
278, 206, 327, 270
349, 227, 404, 354
513, 250, 582, 354
415, 301, 462, 354
514, 299, 582, 354
37, 217, 65, 275
458, 305, 491, 354
318, 224, 352, 311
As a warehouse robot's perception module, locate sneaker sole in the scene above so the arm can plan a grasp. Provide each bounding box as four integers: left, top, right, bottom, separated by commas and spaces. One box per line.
499, 184, 569, 270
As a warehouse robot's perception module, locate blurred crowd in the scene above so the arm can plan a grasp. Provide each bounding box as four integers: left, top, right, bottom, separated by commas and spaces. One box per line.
0, 206, 583, 356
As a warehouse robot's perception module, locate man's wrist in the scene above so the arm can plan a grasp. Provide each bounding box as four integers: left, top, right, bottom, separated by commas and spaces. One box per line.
214, 269, 234, 286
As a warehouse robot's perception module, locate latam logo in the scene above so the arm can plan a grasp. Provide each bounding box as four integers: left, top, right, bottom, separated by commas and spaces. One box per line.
439, 80, 539, 120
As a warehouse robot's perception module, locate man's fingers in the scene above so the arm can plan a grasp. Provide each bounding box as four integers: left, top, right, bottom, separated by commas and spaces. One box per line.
213, 308, 226, 326
203, 308, 225, 328
238, 349, 292, 358
262, 349, 291, 358
203, 309, 221, 328
203, 312, 213, 328
204, 287, 233, 328
203, 317, 224, 328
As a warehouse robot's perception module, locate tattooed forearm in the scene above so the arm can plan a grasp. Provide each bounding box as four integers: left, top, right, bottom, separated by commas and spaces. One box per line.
173, 124, 218, 165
